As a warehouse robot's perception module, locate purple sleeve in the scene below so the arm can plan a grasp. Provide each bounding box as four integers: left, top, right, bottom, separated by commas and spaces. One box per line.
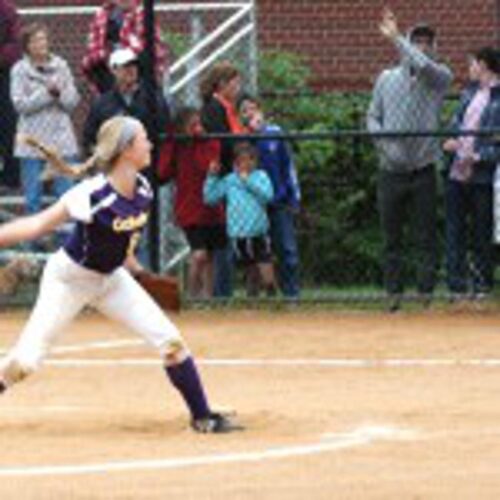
0, 4, 21, 69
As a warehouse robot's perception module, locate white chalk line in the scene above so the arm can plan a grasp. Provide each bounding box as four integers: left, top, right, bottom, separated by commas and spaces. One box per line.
2, 339, 500, 368
0, 425, 415, 477
1, 405, 91, 414
42, 357, 500, 368
0, 339, 145, 356
52, 339, 145, 354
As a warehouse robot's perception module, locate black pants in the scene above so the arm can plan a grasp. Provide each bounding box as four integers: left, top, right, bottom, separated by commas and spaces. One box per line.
0, 71, 19, 188
445, 179, 493, 294
377, 165, 437, 295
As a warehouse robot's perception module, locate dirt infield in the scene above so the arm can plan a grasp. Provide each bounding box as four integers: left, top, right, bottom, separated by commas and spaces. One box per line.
1, 308, 500, 499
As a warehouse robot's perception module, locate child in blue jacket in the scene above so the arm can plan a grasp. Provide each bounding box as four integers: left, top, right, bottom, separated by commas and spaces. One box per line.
204, 142, 276, 295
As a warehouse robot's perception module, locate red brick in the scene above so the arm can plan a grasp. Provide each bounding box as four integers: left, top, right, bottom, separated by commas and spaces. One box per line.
15, 0, 500, 91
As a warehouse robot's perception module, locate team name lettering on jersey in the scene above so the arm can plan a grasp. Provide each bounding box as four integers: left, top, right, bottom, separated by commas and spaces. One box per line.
63, 173, 153, 273
112, 212, 149, 232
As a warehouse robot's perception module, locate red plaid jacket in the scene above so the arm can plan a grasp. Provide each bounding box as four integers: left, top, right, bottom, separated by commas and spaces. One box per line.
81, 0, 169, 91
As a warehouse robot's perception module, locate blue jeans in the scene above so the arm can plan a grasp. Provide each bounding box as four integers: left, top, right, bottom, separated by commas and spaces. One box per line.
269, 205, 300, 298
445, 179, 493, 294
137, 220, 151, 269
213, 244, 234, 298
21, 157, 75, 249
20, 157, 73, 215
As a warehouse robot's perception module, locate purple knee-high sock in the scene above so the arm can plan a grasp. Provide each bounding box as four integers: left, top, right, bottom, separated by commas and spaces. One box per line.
165, 356, 211, 420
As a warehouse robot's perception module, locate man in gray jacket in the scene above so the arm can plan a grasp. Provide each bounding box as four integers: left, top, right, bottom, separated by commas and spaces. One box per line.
367, 9, 452, 310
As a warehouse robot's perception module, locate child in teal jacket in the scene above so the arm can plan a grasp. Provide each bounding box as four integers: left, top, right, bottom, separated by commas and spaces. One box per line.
204, 142, 276, 295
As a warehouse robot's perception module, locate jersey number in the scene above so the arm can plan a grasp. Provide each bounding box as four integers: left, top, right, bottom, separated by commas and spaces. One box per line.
127, 231, 141, 257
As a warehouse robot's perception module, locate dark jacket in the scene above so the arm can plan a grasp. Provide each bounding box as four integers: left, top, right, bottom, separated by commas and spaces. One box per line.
255, 123, 301, 209
83, 84, 170, 155
0, 0, 21, 73
0, 0, 21, 176
201, 97, 237, 175
445, 82, 500, 184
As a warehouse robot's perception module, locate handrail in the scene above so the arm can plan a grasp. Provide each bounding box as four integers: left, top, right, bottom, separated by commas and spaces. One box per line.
169, 3, 252, 76
163, 246, 191, 272
170, 22, 254, 94
20, 2, 256, 97
19, 3, 250, 16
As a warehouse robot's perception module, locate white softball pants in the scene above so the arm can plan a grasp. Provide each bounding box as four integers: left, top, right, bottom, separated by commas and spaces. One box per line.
4, 249, 184, 375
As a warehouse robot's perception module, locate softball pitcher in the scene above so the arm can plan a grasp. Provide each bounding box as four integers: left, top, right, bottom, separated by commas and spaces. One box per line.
0, 116, 239, 433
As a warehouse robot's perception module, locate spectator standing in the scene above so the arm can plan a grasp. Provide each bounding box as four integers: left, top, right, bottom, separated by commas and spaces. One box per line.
158, 107, 226, 299
0, 0, 21, 189
200, 61, 245, 173
239, 95, 301, 299
443, 47, 500, 298
200, 61, 245, 298
81, 0, 169, 94
83, 47, 170, 158
204, 142, 276, 297
367, 9, 452, 311
11, 23, 79, 219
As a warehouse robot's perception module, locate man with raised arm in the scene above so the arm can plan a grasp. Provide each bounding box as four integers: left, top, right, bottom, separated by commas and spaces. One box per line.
367, 9, 452, 311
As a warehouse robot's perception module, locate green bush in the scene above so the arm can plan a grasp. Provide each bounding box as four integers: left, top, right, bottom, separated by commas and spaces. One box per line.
258, 50, 383, 286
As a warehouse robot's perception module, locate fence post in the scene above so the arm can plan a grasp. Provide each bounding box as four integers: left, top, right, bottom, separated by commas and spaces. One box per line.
143, 0, 160, 272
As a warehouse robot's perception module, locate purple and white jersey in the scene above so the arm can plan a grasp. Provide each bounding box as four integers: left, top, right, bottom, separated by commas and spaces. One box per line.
61, 173, 153, 273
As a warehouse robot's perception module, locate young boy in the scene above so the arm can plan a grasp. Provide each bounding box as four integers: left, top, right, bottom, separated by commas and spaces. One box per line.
203, 142, 276, 296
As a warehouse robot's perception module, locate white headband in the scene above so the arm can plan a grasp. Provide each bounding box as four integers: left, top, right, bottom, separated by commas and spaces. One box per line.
115, 117, 142, 155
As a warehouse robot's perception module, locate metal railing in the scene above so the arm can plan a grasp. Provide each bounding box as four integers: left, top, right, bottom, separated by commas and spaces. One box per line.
19, 1, 258, 100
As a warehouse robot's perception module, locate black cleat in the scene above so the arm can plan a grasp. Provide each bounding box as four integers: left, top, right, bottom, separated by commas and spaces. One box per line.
191, 412, 244, 434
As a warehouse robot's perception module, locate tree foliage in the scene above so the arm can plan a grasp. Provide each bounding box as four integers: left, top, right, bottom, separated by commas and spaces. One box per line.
258, 50, 383, 286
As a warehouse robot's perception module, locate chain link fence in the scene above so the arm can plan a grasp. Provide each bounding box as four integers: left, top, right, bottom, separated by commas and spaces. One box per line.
2, 2, 500, 310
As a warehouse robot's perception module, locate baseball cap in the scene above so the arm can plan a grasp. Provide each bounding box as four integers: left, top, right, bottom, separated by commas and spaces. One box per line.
109, 47, 138, 68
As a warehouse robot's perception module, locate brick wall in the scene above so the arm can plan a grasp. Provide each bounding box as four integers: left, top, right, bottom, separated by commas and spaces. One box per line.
258, 0, 499, 91
16, 0, 500, 92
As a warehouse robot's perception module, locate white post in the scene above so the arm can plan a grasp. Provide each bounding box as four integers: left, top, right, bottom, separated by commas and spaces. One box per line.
247, 0, 258, 94
187, 11, 204, 106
